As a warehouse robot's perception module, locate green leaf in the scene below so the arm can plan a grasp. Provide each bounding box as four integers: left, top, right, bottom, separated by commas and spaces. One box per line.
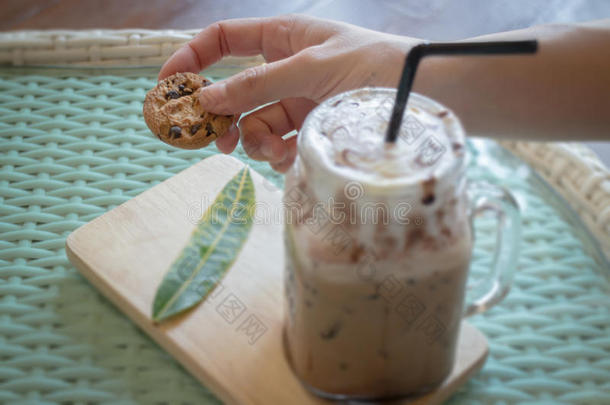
152, 166, 255, 322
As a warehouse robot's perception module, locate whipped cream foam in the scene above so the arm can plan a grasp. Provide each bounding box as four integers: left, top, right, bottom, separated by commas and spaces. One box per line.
299, 88, 465, 189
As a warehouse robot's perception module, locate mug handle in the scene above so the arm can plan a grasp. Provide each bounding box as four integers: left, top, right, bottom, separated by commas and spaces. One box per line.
463, 180, 521, 317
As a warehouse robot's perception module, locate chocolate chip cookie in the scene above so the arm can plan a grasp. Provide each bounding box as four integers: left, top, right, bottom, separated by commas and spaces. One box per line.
143, 72, 234, 149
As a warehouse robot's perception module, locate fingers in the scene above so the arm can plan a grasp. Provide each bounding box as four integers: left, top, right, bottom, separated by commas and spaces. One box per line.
159, 15, 331, 80
159, 18, 266, 80
265, 98, 315, 172
237, 98, 316, 162
279, 97, 318, 129
198, 56, 313, 115
270, 136, 298, 173
215, 124, 239, 154
236, 98, 314, 174
238, 101, 295, 162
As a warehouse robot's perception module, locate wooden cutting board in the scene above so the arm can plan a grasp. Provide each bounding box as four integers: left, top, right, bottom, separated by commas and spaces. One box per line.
66, 154, 488, 405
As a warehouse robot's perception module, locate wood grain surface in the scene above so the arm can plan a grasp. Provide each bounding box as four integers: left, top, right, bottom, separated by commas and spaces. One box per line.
66, 154, 488, 405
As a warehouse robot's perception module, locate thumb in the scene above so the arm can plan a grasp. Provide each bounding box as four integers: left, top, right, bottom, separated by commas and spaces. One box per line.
198, 54, 314, 114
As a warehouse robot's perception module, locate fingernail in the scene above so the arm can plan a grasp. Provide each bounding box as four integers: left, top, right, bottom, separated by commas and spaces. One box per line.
198, 86, 216, 107
261, 142, 274, 160
198, 82, 228, 113
227, 123, 238, 138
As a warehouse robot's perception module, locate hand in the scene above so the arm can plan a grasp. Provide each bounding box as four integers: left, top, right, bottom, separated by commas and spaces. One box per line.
159, 14, 418, 172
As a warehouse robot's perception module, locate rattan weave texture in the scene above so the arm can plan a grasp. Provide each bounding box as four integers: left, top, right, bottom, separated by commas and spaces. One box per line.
0, 30, 262, 68
0, 66, 608, 404
0, 67, 279, 404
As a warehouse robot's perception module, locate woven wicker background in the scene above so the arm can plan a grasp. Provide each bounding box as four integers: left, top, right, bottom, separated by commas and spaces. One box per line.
0, 30, 265, 69
501, 141, 610, 261
0, 30, 199, 66
0, 65, 608, 404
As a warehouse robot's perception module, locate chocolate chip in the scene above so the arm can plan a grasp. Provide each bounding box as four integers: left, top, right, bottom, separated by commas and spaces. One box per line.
332, 99, 343, 107
339, 362, 349, 371
421, 177, 436, 205
422, 178, 435, 195
169, 126, 182, 139
176, 84, 193, 96
320, 321, 342, 340
437, 110, 449, 118
350, 244, 365, 263
422, 194, 435, 205
165, 90, 180, 100
190, 123, 201, 135
205, 122, 216, 137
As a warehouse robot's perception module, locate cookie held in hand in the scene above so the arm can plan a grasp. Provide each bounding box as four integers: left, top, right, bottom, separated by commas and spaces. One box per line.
143, 72, 234, 149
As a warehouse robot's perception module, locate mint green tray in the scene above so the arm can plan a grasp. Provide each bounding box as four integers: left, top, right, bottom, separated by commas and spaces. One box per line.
0, 66, 608, 404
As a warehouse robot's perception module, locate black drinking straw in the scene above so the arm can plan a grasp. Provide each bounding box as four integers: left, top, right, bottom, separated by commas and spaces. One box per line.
384, 40, 538, 143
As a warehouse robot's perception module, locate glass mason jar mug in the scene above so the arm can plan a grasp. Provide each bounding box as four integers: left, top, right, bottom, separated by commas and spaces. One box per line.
282, 88, 520, 400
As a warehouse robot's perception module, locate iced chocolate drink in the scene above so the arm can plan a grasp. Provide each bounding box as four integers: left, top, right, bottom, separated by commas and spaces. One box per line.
283, 88, 475, 400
